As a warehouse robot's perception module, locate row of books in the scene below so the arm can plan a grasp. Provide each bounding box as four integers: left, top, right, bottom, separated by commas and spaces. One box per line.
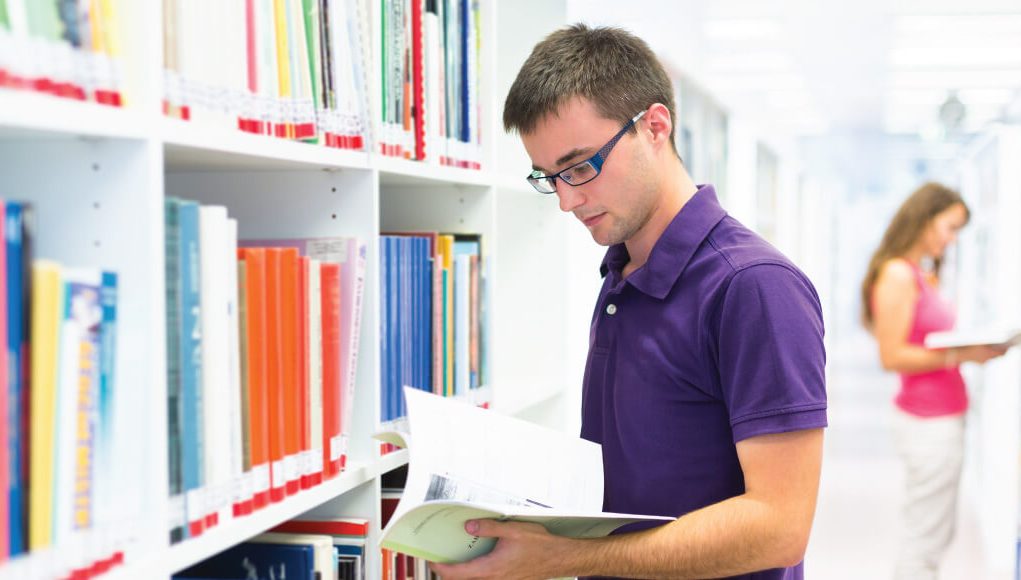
0, 0, 125, 105
379, 232, 486, 423
175, 516, 370, 580
163, 0, 372, 150
380, 0, 483, 168
165, 198, 367, 544
0, 201, 133, 578
380, 466, 436, 580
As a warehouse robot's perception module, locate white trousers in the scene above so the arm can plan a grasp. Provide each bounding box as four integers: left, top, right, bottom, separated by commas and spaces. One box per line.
892, 409, 965, 580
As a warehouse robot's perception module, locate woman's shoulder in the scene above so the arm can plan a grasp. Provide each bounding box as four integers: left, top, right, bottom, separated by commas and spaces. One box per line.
876, 258, 918, 289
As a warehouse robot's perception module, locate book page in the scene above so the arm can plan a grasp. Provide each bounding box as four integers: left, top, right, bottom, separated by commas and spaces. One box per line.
400, 387, 604, 519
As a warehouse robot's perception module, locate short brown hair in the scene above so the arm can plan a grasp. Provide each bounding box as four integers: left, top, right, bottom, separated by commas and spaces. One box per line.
503, 23, 677, 147
860, 182, 970, 328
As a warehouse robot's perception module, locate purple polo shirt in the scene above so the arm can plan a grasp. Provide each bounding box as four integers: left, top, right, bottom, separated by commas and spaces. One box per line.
580, 185, 827, 580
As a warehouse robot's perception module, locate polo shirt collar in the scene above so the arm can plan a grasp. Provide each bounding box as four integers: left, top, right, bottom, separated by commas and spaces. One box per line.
599, 184, 727, 299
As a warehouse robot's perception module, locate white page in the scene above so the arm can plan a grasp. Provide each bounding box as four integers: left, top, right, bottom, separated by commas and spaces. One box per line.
398, 387, 604, 522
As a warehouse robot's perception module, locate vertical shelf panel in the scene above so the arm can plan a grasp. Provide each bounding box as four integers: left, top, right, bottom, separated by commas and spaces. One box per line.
0, 136, 168, 570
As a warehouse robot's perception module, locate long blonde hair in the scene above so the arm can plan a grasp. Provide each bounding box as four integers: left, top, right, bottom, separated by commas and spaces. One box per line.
860, 182, 969, 328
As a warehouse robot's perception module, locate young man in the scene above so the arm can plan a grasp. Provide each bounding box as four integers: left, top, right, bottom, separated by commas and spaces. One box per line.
433, 24, 827, 579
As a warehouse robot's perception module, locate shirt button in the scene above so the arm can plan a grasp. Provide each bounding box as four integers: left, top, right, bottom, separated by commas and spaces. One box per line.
606, 304, 618, 315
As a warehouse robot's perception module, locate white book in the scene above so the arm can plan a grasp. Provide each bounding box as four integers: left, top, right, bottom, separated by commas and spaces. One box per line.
224, 218, 248, 509
925, 327, 1021, 349
308, 259, 324, 480
198, 205, 232, 519
54, 268, 103, 548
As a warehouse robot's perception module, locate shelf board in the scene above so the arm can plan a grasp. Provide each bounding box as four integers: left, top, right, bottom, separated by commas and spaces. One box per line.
493, 382, 565, 416
161, 457, 389, 575
162, 118, 372, 172
0, 90, 150, 141
374, 155, 493, 188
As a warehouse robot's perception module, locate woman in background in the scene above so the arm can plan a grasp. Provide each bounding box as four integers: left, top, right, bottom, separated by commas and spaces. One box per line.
861, 182, 1006, 580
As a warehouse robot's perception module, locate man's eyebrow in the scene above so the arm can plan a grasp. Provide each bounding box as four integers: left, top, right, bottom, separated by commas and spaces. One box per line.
532, 147, 595, 173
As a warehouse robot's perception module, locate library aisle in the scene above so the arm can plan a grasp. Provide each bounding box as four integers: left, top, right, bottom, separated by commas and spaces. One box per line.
808, 333, 1006, 580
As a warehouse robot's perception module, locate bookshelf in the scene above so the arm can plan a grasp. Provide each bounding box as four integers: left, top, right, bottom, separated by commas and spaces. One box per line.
0, 0, 568, 578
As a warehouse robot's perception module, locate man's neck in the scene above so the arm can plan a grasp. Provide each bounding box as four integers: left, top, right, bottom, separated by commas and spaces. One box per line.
622, 163, 698, 278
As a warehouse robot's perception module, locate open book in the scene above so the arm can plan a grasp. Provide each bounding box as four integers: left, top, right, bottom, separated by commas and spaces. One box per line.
925, 327, 1021, 349
376, 388, 673, 564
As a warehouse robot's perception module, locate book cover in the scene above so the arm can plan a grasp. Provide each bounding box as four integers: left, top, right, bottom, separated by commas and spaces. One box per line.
306, 258, 323, 486
29, 260, 63, 550
924, 327, 1021, 350
0, 200, 8, 560
165, 198, 186, 542
175, 541, 315, 580
177, 200, 205, 536
319, 262, 342, 478
237, 248, 271, 509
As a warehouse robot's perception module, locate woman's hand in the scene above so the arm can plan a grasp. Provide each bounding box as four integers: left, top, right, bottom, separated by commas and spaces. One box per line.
953, 345, 1009, 365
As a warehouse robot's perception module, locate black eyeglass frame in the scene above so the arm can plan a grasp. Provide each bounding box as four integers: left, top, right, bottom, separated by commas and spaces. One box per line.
526, 109, 647, 194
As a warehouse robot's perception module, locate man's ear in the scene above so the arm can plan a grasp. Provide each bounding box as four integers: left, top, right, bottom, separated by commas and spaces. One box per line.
643, 103, 673, 150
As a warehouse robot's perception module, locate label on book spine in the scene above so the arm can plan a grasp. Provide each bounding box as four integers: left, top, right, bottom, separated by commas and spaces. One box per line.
167, 495, 187, 529
284, 454, 300, 483
271, 460, 286, 489
330, 434, 344, 462
311, 447, 324, 474
185, 488, 206, 524
252, 464, 271, 494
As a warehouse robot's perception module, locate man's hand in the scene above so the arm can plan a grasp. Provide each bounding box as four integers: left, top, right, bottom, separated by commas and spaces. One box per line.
429, 519, 566, 580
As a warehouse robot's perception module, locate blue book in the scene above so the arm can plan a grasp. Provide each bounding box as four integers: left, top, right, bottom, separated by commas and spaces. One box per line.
176, 200, 204, 525
5, 202, 28, 556
175, 542, 315, 580
165, 199, 185, 543
380, 236, 391, 422
95, 272, 117, 531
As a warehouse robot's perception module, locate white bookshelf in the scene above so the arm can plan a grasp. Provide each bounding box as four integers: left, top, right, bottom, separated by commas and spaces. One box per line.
0, 0, 568, 578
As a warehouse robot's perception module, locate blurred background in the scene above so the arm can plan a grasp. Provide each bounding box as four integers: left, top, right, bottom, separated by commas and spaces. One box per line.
554, 1, 1021, 577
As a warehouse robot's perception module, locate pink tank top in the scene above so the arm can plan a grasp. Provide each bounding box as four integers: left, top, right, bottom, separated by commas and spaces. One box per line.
896, 260, 967, 417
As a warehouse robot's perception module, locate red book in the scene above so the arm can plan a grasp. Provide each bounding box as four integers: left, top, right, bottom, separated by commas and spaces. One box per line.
412, 0, 425, 160
319, 263, 342, 479
264, 248, 287, 503
297, 257, 311, 490
280, 248, 301, 496
271, 517, 369, 537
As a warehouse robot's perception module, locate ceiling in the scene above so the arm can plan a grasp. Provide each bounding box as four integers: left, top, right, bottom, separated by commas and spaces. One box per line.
566, 0, 1021, 142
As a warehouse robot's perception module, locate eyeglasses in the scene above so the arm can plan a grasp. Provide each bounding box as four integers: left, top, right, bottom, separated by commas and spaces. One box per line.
526, 109, 647, 195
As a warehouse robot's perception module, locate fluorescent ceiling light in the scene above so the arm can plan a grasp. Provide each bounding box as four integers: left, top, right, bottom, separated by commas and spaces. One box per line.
703, 19, 780, 42
888, 88, 1016, 105
705, 52, 794, 72
890, 69, 1021, 89
891, 47, 1021, 68
705, 73, 808, 92
894, 14, 1021, 37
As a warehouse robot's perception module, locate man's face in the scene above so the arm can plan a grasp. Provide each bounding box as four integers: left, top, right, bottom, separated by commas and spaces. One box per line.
521, 98, 658, 247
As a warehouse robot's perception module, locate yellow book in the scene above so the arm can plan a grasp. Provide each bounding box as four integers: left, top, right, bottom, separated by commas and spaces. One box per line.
29, 261, 64, 550
437, 235, 455, 397
273, 0, 292, 138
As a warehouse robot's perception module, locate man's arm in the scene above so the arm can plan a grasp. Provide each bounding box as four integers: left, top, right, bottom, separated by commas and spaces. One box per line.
432, 428, 824, 580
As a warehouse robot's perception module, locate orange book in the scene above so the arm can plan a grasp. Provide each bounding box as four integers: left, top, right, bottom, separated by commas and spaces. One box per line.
280, 248, 301, 496
297, 256, 311, 490
319, 263, 342, 479
238, 247, 269, 510
238, 249, 270, 510
264, 248, 287, 503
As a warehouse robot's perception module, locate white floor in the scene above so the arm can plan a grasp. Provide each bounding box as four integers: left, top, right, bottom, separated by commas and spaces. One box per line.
805, 337, 1011, 579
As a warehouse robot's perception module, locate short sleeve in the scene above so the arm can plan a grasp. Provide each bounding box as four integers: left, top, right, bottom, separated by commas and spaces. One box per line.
714, 263, 828, 443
